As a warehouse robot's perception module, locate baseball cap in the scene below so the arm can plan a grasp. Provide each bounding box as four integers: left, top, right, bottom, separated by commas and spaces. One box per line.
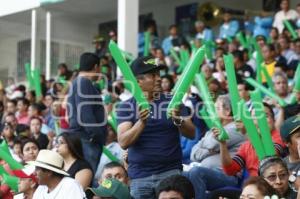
12, 165, 37, 182
280, 115, 300, 142
86, 178, 131, 199
130, 56, 166, 76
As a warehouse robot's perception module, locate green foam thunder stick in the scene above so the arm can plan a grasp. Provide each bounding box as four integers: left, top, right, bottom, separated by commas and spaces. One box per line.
143, 31, 150, 56
170, 48, 182, 66
25, 63, 34, 90
245, 78, 287, 107
190, 41, 197, 54
2, 173, 19, 192
204, 41, 213, 60
177, 49, 190, 73
293, 63, 300, 92
0, 140, 11, 156
102, 146, 119, 162
289, 63, 300, 104
223, 54, 241, 117
195, 73, 229, 141
32, 69, 42, 98
250, 90, 275, 156
109, 40, 150, 111
120, 50, 135, 64
236, 32, 248, 49
283, 20, 298, 40
167, 47, 205, 117
54, 120, 61, 136
108, 113, 117, 133
0, 147, 23, 170
0, 165, 9, 176
238, 100, 266, 160
172, 46, 207, 93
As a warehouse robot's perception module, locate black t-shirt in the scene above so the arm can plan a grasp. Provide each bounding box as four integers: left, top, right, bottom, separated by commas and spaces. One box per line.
67, 159, 93, 178
235, 64, 255, 83
35, 133, 49, 149
116, 94, 187, 179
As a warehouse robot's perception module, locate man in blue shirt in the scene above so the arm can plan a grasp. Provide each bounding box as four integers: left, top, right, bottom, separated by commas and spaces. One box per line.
116, 56, 195, 199
67, 52, 107, 173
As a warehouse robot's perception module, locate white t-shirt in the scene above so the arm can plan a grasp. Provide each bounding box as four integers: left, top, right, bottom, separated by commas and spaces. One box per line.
32, 177, 86, 199
273, 9, 298, 33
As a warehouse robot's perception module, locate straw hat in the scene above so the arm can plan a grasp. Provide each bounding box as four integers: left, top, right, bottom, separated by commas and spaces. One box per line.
28, 150, 69, 176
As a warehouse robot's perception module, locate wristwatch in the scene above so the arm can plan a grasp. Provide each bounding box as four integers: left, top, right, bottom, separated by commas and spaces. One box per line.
173, 117, 184, 127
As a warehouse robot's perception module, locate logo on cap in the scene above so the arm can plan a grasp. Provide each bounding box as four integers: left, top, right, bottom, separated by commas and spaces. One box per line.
143, 58, 157, 66
292, 115, 300, 123
102, 179, 112, 189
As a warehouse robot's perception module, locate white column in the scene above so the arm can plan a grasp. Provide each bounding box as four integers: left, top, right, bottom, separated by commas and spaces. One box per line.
46, 11, 51, 80
31, 9, 37, 71
117, 0, 139, 56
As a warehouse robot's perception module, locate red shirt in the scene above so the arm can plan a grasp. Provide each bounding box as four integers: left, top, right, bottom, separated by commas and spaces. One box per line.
223, 130, 285, 176
0, 184, 13, 199
16, 112, 30, 125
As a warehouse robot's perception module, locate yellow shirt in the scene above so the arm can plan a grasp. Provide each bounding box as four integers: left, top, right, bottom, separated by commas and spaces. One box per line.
261, 61, 276, 83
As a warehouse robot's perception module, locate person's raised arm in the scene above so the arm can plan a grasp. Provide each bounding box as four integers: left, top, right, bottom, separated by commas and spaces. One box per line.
118, 108, 149, 149
212, 127, 233, 166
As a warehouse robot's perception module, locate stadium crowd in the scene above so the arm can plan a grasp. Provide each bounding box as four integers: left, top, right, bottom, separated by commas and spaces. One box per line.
0, 0, 300, 198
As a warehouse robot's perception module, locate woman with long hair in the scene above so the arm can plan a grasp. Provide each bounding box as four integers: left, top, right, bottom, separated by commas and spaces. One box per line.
56, 132, 93, 189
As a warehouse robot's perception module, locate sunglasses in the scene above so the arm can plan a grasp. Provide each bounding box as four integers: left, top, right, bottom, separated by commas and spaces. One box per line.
264, 172, 288, 182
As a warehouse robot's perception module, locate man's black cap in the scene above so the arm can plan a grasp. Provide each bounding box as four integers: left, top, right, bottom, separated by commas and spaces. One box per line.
130, 56, 166, 76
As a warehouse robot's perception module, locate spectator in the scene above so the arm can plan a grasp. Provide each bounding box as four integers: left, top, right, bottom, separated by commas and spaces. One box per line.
280, 115, 300, 173
240, 176, 278, 199
278, 35, 299, 66
29, 117, 49, 149
30, 150, 86, 199
219, 11, 239, 39
94, 123, 124, 182
273, 0, 298, 33
161, 75, 174, 94
16, 98, 30, 125
194, 20, 214, 41
25, 90, 36, 104
261, 44, 277, 83
98, 162, 129, 185
85, 178, 131, 199
162, 25, 188, 55
57, 63, 72, 81
56, 132, 93, 189
116, 56, 195, 199
21, 138, 40, 163
138, 19, 160, 56
13, 166, 38, 199
190, 95, 246, 169
232, 50, 255, 83
269, 27, 280, 44
5, 99, 17, 115
185, 103, 285, 199
67, 52, 107, 173
156, 175, 195, 199
258, 156, 297, 198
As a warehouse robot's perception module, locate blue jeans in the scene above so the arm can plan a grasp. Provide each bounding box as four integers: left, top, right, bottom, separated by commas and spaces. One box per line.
182, 167, 238, 199
81, 139, 102, 174
130, 169, 181, 199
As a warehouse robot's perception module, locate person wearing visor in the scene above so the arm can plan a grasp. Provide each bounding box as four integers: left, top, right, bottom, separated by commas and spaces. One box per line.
85, 178, 131, 199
